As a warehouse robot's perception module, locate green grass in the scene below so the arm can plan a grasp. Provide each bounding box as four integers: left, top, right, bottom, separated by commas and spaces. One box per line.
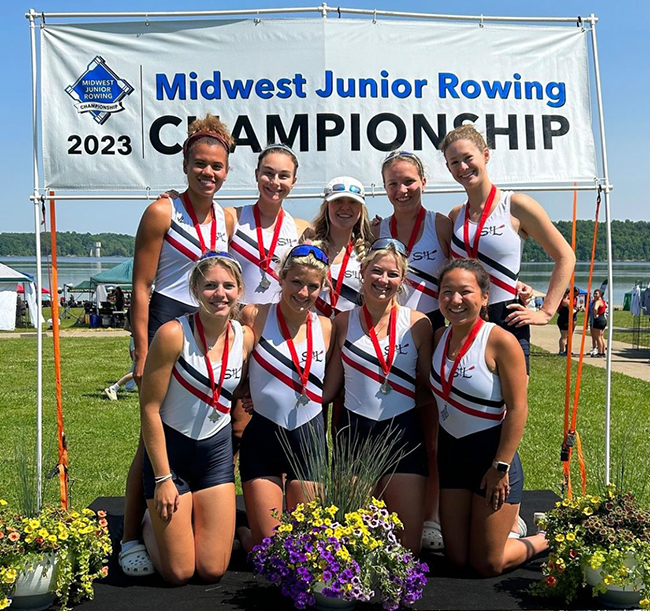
0, 337, 649, 511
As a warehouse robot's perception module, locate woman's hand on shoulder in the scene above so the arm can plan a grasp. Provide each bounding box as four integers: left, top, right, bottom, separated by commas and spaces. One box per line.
294, 217, 313, 238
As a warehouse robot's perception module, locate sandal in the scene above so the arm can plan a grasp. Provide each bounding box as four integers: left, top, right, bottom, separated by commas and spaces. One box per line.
118, 543, 155, 577
421, 521, 444, 551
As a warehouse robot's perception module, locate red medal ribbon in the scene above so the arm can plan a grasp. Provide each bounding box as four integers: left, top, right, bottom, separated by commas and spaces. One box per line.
253, 204, 285, 276
390, 206, 426, 255
277, 306, 313, 397
182, 191, 216, 254
462, 184, 497, 259
326, 241, 353, 315
362, 304, 398, 381
194, 314, 230, 409
440, 318, 484, 401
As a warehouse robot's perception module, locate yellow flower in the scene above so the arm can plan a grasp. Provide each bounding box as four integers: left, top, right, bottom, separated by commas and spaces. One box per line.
38, 528, 49, 538
639, 597, 650, 609
278, 524, 293, 533
566, 532, 576, 541
28, 519, 40, 529
555, 534, 565, 542
0, 500, 7, 506
325, 505, 338, 516
603, 575, 614, 586
0, 597, 10, 610
2, 569, 16, 584
583, 506, 594, 516
294, 513, 305, 523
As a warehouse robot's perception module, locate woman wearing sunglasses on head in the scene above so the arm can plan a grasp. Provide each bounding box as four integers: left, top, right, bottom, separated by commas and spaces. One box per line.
430, 258, 548, 576
376, 150, 451, 553
322, 238, 433, 554
441, 124, 575, 373
237, 244, 333, 553
120, 114, 235, 577
305, 176, 373, 318
140, 252, 254, 585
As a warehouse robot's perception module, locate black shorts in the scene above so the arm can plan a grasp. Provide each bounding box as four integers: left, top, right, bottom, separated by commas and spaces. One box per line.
148, 292, 197, 345
592, 315, 607, 330
142, 422, 234, 499
338, 408, 429, 477
437, 425, 523, 504
426, 309, 446, 333
488, 300, 531, 375
239, 412, 326, 483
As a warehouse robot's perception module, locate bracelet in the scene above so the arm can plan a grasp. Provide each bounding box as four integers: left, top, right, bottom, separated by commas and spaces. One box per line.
154, 473, 173, 485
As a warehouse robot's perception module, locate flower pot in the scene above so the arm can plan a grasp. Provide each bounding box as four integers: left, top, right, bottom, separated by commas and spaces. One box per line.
11, 554, 59, 611
584, 554, 643, 610
313, 581, 356, 611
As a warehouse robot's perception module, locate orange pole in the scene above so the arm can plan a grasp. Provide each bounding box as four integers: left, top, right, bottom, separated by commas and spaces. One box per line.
48, 191, 69, 509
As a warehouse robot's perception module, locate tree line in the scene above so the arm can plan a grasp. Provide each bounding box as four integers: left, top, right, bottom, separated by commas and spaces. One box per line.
1, 220, 650, 260
0, 232, 135, 257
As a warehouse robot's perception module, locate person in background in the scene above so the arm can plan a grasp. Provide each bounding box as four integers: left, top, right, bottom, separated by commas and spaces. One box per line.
590, 288, 607, 357
104, 308, 137, 400
556, 288, 577, 357
120, 113, 235, 577
430, 258, 548, 575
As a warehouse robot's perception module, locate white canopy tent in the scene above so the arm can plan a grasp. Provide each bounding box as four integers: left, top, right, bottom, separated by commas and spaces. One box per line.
0, 262, 43, 331
25, 5, 615, 507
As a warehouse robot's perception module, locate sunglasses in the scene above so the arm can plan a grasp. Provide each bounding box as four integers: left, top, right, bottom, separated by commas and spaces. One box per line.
260, 142, 297, 157
285, 244, 329, 266
381, 149, 424, 169
198, 250, 243, 272
369, 238, 408, 258
326, 183, 363, 196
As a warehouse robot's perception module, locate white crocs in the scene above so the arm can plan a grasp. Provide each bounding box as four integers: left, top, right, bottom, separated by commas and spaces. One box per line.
421, 521, 444, 551
119, 543, 155, 577
508, 515, 528, 539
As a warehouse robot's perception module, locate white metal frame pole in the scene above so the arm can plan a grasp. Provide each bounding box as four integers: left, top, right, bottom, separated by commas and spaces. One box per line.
28, 8, 43, 510
589, 14, 614, 485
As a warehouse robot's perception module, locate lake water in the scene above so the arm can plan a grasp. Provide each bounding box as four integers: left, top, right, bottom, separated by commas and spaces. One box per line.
2, 256, 650, 307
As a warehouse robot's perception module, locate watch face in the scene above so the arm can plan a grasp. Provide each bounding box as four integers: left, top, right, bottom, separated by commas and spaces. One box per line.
495, 461, 509, 473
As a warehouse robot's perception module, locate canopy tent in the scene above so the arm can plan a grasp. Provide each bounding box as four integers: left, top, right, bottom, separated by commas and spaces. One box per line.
89, 259, 133, 287
17, 284, 50, 294
0, 262, 42, 330
90, 259, 133, 305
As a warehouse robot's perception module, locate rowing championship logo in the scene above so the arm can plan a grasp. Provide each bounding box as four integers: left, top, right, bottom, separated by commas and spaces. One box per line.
65, 56, 134, 125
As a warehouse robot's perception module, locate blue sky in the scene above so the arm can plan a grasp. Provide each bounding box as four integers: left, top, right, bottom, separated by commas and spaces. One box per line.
2, 0, 648, 236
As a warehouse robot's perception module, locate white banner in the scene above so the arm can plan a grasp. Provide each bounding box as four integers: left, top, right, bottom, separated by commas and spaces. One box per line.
41, 18, 597, 193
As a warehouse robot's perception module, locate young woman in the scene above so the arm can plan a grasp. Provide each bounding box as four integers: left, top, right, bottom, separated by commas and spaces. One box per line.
376, 151, 451, 331
307, 175, 373, 318
441, 124, 576, 373
226, 144, 311, 455
238, 245, 333, 553
140, 253, 254, 584
376, 151, 450, 552
322, 238, 433, 554
120, 115, 235, 576
556, 288, 578, 356
430, 258, 548, 576
590, 288, 607, 357
226, 144, 310, 306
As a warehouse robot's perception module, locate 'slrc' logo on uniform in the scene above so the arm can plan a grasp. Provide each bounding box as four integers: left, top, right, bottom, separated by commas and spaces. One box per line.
65, 56, 133, 125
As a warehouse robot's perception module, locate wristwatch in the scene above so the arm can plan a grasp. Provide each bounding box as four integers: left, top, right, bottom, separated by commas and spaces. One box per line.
492, 460, 510, 473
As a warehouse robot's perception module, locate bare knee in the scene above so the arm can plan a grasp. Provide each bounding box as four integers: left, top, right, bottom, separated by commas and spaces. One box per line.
470, 554, 504, 577
160, 564, 194, 586
196, 565, 226, 584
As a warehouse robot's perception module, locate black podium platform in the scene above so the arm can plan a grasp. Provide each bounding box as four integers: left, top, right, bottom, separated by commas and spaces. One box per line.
78, 491, 607, 611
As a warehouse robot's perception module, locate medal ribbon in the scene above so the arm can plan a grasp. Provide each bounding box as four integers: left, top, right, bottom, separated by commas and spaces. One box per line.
326, 241, 353, 314
462, 184, 497, 259
194, 314, 230, 409
440, 318, 484, 401
362, 304, 397, 382
277, 306, 313, 397
390, 206, 426, 255
253, 204, 285, 277
182, 191, 216, 254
